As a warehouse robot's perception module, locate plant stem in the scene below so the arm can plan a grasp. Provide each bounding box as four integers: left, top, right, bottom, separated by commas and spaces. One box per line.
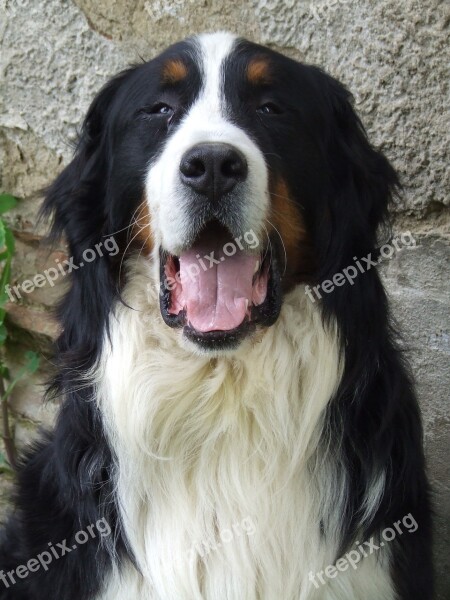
0, 376, 16, 470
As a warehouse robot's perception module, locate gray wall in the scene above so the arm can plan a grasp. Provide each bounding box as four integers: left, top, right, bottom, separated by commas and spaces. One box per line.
1, 0, 449, 597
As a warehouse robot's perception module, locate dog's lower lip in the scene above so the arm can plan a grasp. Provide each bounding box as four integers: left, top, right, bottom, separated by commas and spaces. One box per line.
183, 319, 256, 350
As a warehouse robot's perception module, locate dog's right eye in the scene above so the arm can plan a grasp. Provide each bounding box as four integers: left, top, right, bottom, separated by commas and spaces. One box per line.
256, 102, 282, 115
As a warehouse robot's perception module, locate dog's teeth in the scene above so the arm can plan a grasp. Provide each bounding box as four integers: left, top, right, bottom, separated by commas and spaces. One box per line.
253, 261, 260, 274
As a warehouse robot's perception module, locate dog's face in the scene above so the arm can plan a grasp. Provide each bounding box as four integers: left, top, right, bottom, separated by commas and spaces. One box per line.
45, 32, 396, 354
113, 32, 315, 351
143, 33, 290, 349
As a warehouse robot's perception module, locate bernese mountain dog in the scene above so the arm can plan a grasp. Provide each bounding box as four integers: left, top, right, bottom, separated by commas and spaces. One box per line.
0, 32, 433, 600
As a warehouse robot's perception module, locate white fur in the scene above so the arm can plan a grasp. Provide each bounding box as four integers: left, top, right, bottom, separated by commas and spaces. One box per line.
145, 32, 269, 256
93, 256, 396, 600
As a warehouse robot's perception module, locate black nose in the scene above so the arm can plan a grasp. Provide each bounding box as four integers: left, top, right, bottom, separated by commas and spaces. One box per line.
179, 143, 248, 198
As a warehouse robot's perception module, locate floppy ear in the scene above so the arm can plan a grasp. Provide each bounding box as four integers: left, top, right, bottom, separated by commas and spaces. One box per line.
330, 76, 398, 230
310, 68, 399, 276
38, 69, 138, 375
40, 68, 135, 252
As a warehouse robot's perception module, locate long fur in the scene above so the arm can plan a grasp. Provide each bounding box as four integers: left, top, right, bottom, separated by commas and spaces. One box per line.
0, 33, 432, 600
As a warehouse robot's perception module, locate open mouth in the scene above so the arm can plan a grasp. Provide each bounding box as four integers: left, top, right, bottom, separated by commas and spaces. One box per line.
159, 222, 282, 350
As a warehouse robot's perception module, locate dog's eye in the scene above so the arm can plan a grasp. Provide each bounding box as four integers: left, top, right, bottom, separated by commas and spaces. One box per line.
153, 103, 173, 115
256, 102, 282, 115
140, 103, 174, 116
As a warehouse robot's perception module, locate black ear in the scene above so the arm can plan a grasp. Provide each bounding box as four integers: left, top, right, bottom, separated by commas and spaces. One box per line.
329, 74, 399, 231
309, 68, 400, 275
40, 68, 135, 251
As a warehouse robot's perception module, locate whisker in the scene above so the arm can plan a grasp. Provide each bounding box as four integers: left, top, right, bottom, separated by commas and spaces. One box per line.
262, 151, 283, 161
269, 191, 305, 211
126, 204, 148, 243
118, 222, 148, 284
243, 196, 300, 230
103, 203, 149, 238
260, 222, 275, 278
264, 217, 288, 276
136, 232, 152, 263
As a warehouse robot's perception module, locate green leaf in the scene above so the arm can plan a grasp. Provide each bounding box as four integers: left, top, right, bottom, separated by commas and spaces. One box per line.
0, 452, 14, 476
0, 363, 10, 379
24, 351, 40, 374
0, 220, 5, 251
0, 226, 15, 307
0, 323, 7, 345
1, 352, 40, 401
0, 257, 12, 306
0, 194, 18, 215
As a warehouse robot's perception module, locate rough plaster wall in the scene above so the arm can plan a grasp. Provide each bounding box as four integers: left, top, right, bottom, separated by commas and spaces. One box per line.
0, 0, 449, 596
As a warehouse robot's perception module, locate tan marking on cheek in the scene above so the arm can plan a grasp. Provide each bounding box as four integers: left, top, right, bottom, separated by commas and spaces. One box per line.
269, 178, 315, 290
247, 58, 272, 85
130, 199, 153, 256
162, 59, 188, 84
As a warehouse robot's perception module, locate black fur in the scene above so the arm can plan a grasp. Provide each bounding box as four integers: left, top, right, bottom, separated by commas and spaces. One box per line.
0, 37, 432, 599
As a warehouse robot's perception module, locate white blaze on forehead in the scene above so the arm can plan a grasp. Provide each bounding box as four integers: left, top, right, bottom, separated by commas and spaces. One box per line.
145, 31, 269, 257
194, 31, 237, 115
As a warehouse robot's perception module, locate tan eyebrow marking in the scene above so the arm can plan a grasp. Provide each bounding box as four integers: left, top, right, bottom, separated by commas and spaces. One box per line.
162, 59, 188, 84
247, 58, 272, 85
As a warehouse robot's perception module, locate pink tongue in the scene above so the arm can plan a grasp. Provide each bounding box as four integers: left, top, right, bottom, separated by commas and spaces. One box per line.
173, 242, 266, 333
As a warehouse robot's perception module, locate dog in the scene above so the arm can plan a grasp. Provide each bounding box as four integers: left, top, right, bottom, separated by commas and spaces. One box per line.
0, 32, 433, 600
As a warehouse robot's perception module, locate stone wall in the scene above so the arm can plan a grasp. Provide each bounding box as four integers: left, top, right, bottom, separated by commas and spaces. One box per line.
0, 0, 449, 596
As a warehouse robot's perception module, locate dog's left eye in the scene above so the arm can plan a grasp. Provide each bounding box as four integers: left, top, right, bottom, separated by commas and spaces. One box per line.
153, 103, 173, 115
139, 103, 174, 116
256, 102, 282, 115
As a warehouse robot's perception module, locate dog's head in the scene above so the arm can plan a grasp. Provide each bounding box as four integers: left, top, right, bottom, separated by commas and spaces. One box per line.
43, 32, 397, 354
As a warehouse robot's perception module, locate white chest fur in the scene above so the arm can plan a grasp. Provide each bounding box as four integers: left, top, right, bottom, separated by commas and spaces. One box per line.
95, 260, 394, 600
